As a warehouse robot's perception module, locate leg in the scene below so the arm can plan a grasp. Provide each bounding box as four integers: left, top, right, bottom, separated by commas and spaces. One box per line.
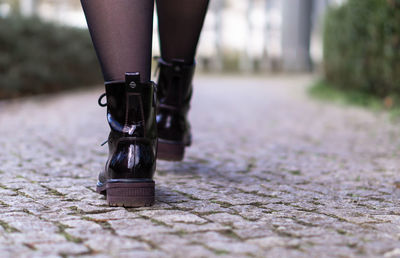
155, 0, 209, 161
81, 0, 154, 82
156, 0, 209, 64
81, 0, 158, 207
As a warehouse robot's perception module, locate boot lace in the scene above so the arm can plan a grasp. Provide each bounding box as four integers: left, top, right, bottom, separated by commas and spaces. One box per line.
98, 93, 107, 107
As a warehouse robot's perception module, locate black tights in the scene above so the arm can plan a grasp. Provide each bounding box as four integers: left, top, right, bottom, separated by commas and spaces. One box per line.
81, 0, 209, 83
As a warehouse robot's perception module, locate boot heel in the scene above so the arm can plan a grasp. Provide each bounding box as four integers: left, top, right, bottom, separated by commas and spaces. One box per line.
158, 140, 185, 161
106, 181, 155, 207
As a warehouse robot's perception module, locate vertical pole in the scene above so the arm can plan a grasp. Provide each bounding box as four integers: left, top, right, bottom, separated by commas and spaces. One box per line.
210, 0, 224, 72
281, 0, 313, 72
239, 0, 254, 73
261, 0, 271, 72
20, 0, 38, 16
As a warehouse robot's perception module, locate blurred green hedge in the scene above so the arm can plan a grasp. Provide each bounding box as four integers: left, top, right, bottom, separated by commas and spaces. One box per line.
323, 0, 400, 100
0, 15, 101, 99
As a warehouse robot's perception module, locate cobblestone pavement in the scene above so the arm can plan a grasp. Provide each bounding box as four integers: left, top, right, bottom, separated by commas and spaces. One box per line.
0, 75, 400, 257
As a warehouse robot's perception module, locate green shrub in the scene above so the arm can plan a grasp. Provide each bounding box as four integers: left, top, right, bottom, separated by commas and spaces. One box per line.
323, 0, 400, 100
0, 15, 102, 99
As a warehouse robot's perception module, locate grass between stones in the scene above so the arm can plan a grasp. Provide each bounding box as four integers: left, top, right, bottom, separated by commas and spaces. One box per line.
82, 216, 116, 234
56, 223, 83, 243
0, 220, 20, 233
40, 185, 66, 197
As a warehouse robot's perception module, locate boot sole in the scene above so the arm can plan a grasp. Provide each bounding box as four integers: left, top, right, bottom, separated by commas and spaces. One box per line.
96, 180, 155, 207
157, 139, 186, 161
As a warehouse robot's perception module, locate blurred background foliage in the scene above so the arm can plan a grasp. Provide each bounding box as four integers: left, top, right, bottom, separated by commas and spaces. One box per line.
0, 14, 101, 99
4, 0, 400, 108
0, 0, 332, 99
322, 0, 400, 109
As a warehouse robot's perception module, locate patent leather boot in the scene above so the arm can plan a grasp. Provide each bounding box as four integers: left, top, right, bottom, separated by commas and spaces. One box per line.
156, 58, 195, 161
96, 72, 158, 207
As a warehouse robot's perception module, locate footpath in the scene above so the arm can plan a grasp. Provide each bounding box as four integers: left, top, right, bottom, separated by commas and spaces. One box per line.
0, 76, 399, 257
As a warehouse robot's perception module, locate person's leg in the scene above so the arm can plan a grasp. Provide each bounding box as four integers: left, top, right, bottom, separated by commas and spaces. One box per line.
81, 0, 157, 207
81, 0, 153, 82
156, 0, 209, 64
155, 0, 209, 161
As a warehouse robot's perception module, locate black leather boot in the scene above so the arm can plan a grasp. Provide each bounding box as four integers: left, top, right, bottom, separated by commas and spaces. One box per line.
156, 58, 195, 161
96, 72, 158, 207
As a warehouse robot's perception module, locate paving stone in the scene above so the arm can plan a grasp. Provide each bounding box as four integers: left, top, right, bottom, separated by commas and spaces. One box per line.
84, 234, 150, 253
138, 210, 207, 225
34, 242, 89, 256
172, 222, 229, 233
169, 200, 231, 213
109, 218, 174, 237
163, 244, 216, 257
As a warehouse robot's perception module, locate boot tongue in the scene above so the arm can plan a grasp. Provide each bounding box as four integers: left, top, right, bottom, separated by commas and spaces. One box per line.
123, 73, 145, 137
105, 73, 143, 135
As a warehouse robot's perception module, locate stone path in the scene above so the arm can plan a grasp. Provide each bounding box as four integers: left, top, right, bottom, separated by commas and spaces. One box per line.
0, 75, 400, 257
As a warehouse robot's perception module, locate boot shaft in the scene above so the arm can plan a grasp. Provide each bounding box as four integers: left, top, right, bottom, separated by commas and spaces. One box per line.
156, 59, 194, 150
156, 59, 195, 111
